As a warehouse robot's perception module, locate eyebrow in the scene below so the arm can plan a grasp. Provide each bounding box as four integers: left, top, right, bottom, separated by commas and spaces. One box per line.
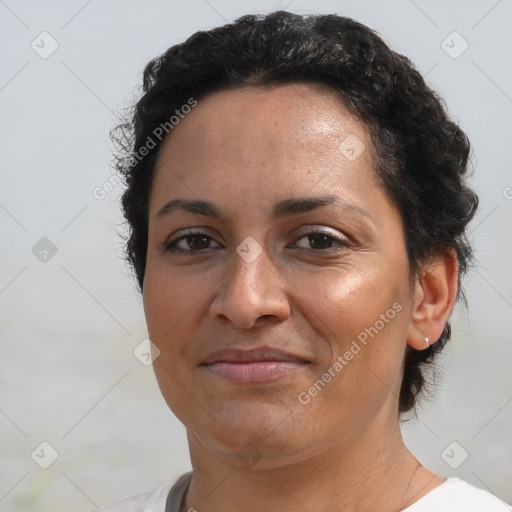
156, 195, 375, 225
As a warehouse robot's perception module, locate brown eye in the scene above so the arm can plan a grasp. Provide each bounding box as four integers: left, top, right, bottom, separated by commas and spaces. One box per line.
306, 233, 337, 250
182, 234, 211, 250
164, 230, 222, 254
292, 228, 349, 253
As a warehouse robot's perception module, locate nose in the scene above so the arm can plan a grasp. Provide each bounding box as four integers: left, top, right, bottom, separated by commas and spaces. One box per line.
209, 245, 291, 329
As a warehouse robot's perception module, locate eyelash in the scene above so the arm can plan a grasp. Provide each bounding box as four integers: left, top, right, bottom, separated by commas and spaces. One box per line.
162, 228, 349, 255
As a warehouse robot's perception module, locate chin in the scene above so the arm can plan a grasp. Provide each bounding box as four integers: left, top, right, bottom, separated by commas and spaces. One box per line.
189, 400, 318, 467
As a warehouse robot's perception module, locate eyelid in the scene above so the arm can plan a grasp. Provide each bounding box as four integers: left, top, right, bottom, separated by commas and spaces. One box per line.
162, 227, 223, 252
290, 226, 350, 251
166, 227, 217, 242
294, 225, 345, 239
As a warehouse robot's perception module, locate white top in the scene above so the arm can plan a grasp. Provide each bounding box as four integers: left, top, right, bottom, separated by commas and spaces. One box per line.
87, 472, 512, 512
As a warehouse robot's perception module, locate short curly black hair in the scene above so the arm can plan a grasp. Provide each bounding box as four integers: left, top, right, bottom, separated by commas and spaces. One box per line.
111, 11, 478, 414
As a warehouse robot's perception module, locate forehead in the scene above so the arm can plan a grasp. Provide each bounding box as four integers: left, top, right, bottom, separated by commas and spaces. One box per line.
150, 82, 377, 214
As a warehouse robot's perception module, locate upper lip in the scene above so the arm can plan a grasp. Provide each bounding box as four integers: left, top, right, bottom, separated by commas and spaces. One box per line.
201, 347, 309, 364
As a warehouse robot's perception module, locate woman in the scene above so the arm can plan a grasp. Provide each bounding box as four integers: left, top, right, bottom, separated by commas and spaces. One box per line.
95, 11, 510, 512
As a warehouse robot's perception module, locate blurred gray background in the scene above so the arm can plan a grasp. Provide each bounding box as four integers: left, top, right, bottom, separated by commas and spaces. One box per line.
1, 0, 511, 510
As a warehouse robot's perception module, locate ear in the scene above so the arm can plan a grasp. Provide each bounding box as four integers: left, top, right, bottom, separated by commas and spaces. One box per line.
407, 249, 459, 350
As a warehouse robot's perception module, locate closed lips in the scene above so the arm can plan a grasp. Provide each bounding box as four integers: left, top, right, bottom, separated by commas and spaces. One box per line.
201, 347, 310, 365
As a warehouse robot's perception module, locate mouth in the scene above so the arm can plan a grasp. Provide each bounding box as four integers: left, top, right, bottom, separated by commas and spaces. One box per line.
200, 347, 310, 383
202, 360, 309, 382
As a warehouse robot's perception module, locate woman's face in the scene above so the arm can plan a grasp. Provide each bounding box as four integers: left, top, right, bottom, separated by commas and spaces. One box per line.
143, 83, 416, 467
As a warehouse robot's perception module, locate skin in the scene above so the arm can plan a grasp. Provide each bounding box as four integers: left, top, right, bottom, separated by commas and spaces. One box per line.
143, 83, 458, 511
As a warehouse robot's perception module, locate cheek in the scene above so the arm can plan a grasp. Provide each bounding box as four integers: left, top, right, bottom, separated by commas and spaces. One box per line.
290, 263, 408, 391
293, 262, 403, 341
143, 268, 207, 421
143, 263, 208, 343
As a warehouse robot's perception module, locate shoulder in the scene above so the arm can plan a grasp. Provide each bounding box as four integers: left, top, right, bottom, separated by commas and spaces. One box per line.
84, 472, 192, 512
403, 477, 512, 512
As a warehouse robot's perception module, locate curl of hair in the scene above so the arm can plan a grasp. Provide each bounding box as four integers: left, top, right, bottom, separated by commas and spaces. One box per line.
111, 11, 478, 413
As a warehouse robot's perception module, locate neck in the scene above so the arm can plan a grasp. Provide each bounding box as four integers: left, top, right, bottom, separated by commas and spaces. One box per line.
183, 413, 441, 512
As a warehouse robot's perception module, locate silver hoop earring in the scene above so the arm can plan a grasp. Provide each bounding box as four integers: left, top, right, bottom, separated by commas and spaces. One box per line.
424, 336, 430, 348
